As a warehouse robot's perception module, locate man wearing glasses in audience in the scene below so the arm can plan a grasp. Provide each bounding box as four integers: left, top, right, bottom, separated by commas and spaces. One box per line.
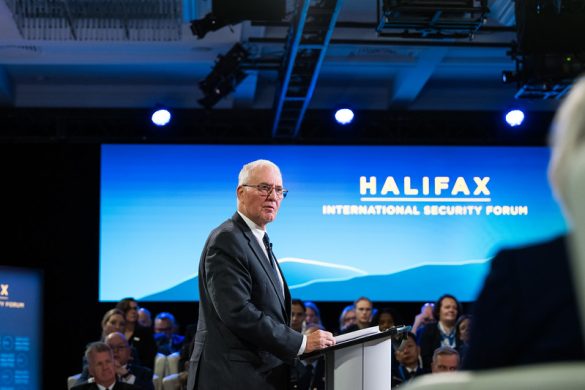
187, 159, 335, 390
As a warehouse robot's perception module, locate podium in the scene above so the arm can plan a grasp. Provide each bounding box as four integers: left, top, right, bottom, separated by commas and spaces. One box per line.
301, 325, 410, 390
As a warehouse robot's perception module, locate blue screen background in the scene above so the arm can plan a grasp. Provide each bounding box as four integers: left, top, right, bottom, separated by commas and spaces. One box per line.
100, 145, 567, 302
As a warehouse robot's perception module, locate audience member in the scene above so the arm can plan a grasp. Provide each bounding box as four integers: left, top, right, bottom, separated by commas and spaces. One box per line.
105, 332, 154, 390
392, 332, 424, 387
411, 302, 435, 335
138, 307, 153, 328
463, 78, 585, 370
101, 308, 126, 340
116, 298, 157, 370
304, 301, 323, 328
430, 346, 460, 373
154, 312, 185, 356
455, 314, 471, 364
291, 299, 306, 332
71, 342, 139, 390
373, 307, 402, 331
417, 294, 462, 371
77, 332, 155, 390
338, 305, 356, 334
341, 297, 373, 333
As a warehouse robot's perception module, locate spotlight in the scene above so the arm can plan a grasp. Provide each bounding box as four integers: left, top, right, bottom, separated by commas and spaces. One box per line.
334, 108, 355, 125
198, 43, 250, 108
505, 109, 525, 127
189, 13, 228, 39
151, 108, 172, 127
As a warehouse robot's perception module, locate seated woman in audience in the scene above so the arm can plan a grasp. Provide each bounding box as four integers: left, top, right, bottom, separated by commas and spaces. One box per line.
116, 297, 157, 370
101, 308, 127, 340
455, 314, 472, 364
417, 294, 462, 371
303, 301, 323, 328
338, 305, 356, 334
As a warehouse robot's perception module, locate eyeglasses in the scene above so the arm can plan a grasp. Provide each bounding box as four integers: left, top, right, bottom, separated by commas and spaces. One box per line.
109, 345, 128, 352
242, 184, 288, 199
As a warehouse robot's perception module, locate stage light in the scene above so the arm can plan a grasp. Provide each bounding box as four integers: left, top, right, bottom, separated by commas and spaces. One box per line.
505, 109, 525, 127
198, 43, 250, 108
334, 108, 354, 125
151, 108, 171, 127
189, 13, 226, 39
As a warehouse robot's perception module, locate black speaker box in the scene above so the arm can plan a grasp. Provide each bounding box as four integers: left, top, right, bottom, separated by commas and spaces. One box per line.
212, 0, 286, 22
515, 0, 585, 54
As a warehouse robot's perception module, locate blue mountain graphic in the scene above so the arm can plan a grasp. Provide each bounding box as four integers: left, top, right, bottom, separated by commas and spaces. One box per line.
138, 262, 490, 302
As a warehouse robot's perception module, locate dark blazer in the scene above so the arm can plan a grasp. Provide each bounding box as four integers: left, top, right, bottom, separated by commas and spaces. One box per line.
71, 381, 140, 390
187, 212, 304, 390
463, 235, 585, 370
418, 322, 461, 372
128, 324, 157, 370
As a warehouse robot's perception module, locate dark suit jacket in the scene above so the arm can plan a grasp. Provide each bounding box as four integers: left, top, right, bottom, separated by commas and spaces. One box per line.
463, 235, 585, 370
128, 325, 157, 370
71, 381, 140, 390
418, 321, 461, 372
187, 212, 303, 390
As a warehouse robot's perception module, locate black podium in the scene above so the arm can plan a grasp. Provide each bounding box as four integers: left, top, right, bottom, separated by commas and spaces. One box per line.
301, 325, 410, 390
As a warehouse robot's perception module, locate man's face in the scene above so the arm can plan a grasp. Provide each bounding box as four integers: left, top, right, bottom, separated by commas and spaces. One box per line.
439, 297, 458, 324
106, 334, 131, 366
291, 303, 306, 331
155, 318, 174, 338
431, 354, 459, 373
237, 165, 283, 229
396, 338, 419, 367
88, 351, 116, 386
355, 299, 372, 326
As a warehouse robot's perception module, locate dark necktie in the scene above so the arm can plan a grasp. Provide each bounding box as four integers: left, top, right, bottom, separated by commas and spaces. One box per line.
263, 233, 284, 294
262, 233, 277, 270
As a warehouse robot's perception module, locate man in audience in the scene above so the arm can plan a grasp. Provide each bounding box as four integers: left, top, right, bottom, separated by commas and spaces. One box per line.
341, 297, 373, 333
154, 312, 185, 355
431, 346, 460, 373
463, 77, 585, 370
291, 299, 306, 333
76, 333, 154, 389
106, 332, 154, 390
392, 332, 424, 387
72, 342, 139, 390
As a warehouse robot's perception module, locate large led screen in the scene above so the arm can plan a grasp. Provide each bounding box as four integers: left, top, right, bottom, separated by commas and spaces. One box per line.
0, 266, 42, 390
100, 145, 567, 302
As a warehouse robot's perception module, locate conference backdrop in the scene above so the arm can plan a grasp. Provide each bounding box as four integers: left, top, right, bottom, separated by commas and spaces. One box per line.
0, 266, 42, 390
100, 145, 567, 302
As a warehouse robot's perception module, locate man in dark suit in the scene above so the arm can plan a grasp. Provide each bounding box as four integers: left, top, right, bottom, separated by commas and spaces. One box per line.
72, 342, 139, 390
463, 77, 585, 370
187, 159, 335, 390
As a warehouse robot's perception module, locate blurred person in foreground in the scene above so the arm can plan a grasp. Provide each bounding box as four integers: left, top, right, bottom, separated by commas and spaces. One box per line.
463, 77, 585, 370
